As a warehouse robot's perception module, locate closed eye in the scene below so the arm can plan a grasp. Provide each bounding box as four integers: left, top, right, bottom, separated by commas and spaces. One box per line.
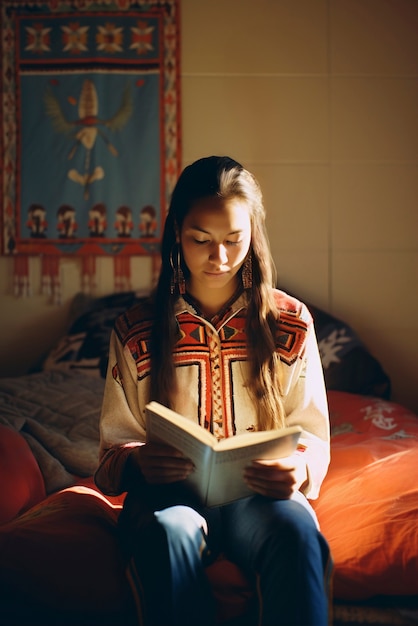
193, 239, 241, 246
193, 238, 209, 245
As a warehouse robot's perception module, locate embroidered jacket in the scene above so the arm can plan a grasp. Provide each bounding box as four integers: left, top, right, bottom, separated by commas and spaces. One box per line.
95, 289, 330, 500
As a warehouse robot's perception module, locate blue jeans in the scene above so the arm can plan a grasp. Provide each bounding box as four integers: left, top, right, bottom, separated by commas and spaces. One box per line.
119, 484, 332, 626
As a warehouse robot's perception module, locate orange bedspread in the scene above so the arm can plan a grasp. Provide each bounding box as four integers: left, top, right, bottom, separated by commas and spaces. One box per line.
313, 391, 418, 600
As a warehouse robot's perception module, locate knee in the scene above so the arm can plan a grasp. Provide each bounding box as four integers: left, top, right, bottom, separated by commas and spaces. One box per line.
155, 505, 208, 546
256, 499, 321, 556
279, 500, 319, 544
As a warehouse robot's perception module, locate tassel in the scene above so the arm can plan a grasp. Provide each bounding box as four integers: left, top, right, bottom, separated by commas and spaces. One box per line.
13, 256, 31, 298
41, 256, 61, 305
81, 256, 97, 294
114, 256, 131, 292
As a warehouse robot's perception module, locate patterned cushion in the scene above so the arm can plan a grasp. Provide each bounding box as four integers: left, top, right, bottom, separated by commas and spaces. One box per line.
43, 290, 149, 378
307, 303, 391, 399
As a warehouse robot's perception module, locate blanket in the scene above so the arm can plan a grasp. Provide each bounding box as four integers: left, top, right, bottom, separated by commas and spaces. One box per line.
0, 370, 104, 493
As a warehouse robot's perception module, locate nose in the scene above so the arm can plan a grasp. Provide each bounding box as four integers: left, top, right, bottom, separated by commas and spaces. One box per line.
209, 243, 228, 265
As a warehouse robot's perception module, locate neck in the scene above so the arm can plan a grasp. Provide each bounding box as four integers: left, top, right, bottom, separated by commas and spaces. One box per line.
186, 280, 242, 319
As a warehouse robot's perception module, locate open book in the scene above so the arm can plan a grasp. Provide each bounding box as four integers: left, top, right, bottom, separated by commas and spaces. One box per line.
145, 401, 302, 507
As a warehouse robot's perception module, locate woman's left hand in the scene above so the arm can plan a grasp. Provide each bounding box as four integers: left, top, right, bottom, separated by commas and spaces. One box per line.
243, 453, 308, 500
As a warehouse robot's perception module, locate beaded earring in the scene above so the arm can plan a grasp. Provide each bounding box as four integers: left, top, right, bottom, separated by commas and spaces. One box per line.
241, 253, 253, 289
169, 243, 186, 295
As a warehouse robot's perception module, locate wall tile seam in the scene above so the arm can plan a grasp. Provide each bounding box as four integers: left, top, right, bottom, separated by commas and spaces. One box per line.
182, 73, 329, 78
330, 160, 418, 165
183, 158, 418, 166
326, 0, 333, 313
182, 158, 332, 167
330, 74, 418, 79
182, 73, 418, 79
253, 159, 330, 163
332, 248, 418, 253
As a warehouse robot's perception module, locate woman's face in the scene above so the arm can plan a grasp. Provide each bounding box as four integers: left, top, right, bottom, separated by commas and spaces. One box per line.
180, 195, 252, 306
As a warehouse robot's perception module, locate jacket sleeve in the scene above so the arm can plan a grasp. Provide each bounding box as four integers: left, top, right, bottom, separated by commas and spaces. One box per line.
282, 306, 330, 500
94, 329, 148, 496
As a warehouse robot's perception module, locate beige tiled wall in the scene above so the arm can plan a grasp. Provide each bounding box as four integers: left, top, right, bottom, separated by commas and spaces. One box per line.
0, 0, 417, 411
329, 0, 418, 412
181, 0, 418, 411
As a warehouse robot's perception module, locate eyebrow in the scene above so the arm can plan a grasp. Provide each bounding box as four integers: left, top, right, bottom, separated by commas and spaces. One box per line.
187, 225, 243, 235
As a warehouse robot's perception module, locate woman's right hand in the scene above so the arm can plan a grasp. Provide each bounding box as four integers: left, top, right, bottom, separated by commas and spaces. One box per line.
132, 442, 195, 484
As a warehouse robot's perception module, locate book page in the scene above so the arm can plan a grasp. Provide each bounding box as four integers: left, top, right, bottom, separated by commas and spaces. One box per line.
145, 402, 301, 507
146, 404, 213, 502
213, 426, 301, 451
147, 412, 209, 460
206, 430, 301, 507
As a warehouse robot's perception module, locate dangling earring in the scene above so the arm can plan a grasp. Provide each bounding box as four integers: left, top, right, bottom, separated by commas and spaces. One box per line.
241, 252, 253, 289
169, 243, 186, 295
176, 246, 186, 295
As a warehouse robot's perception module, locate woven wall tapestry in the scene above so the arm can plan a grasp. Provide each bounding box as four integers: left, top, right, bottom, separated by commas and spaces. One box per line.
0, 0, 180, 300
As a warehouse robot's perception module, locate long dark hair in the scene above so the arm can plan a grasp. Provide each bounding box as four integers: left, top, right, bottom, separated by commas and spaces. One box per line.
150, 156, 285, 430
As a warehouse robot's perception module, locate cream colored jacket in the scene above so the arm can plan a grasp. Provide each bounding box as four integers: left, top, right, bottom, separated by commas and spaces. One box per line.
95, 289, 330, 500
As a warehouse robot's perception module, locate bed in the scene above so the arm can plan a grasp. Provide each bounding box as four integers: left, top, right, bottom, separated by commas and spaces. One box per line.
0, 290, 417, 626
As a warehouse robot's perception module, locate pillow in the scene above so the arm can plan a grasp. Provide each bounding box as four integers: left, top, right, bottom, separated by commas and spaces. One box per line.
42, 290, 149, 378
307, 303, 391, 399
0, 481, 254, 625
313, 392, 418, 600
0, 424, 46, 524
0, 485, 136, 626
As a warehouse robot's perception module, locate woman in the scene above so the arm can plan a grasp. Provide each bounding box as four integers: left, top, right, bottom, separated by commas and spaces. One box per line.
95, 156, 332, 626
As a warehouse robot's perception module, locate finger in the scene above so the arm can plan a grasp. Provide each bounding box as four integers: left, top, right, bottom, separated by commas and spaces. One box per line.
146, 469, 192, 484
143, 455, 194, 473
244, 465, 295, 486
140, 453, 195, 481
244, 475, 294, 499
251, 458, 296, 471
145, 442, 188, 458
141, 460, 194, 483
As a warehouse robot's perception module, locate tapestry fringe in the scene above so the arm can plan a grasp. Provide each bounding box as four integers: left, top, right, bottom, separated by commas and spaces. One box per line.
11, 254, 149, 302
13, 256, 31, 298
81, 256, 97, 295
41, 255, 62, 305
114, 256, 132, 292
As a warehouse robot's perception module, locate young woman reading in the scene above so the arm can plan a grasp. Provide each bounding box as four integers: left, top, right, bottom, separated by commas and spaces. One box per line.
95, 156, 331, 626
